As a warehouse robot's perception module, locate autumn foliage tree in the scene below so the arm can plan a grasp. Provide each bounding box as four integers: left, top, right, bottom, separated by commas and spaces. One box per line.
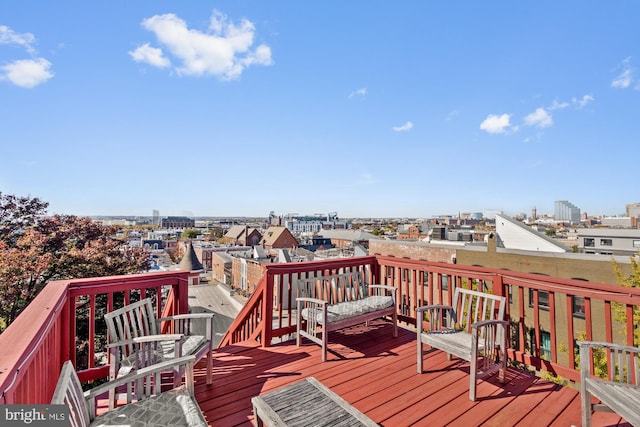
0, 192, 149, 331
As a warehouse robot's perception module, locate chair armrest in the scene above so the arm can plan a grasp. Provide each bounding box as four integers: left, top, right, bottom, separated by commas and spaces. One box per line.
416, 305, 454, 334
368, 285, 397, 299
296, 297, 327, 306
106, 334, 184, 348
416, 304, 452, 314
85, 355, 196, 400
158, 313, 215, 322
472, 319, 509, 330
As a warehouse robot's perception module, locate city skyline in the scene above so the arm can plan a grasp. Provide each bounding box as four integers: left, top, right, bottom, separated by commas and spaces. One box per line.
1, 2, 639, 218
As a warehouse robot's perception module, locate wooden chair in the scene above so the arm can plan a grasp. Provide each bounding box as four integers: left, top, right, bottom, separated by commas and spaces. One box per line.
52, 355, 207, 427
416, 287, 508, 401
578, 341, 640, 427
104, 298, 214, 386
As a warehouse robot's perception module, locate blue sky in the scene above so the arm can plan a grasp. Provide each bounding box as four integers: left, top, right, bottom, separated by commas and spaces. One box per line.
1, 1, 639, 219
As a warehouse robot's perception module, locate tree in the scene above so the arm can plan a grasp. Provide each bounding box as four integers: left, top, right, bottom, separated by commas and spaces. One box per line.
181, 228, 200, 239
612, 256, 640, 346
0, 194, 149, 331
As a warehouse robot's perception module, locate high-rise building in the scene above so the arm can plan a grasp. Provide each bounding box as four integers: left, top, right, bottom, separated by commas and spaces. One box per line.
554, 200, 580, 223
626, 202, 640, 218
152, 210, 159, 226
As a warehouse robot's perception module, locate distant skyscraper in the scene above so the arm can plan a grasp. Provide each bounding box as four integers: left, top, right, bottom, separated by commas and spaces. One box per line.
152, 210, 159, 226
531, 206, 537, 221
554, 200, 580, 223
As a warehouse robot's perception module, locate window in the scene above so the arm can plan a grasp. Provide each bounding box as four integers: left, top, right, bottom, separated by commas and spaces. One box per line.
402, 268, 409, 281
633, 240, 640, 248
508, 285, 513, 304
441, 274, 449, 291
422, 273, 429, 288
540, 331, 551, 360
386, 266, 393, 279
584, 238, 595, 247
572, 296, 585, 318
529, 289, 549, 310
600, 238, 613, 246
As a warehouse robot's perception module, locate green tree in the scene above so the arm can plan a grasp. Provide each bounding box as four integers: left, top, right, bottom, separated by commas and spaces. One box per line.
181, 228, 200, 239
612, 256, 640, 345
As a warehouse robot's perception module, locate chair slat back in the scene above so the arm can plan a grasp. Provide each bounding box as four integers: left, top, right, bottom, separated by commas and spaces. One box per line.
104, 299, 159, 354
453, 288, 505, 333
51, 361, 91, 427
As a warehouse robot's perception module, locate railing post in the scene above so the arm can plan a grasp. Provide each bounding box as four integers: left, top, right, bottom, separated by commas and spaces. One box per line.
262, 270, 274, 347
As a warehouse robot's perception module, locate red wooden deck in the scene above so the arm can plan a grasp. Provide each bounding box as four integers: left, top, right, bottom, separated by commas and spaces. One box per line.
191, 320, 629, 427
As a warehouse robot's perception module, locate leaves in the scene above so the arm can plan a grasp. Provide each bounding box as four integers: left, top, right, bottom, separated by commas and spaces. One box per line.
0, 194, 149, 331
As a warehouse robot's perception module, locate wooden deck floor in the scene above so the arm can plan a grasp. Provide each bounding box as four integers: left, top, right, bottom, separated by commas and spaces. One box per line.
192, 320, 630, 427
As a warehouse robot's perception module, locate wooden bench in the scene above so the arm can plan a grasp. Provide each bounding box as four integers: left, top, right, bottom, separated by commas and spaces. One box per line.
296, 271, 397, 361
52, 355, 207, 427
104, 298, 215, 388
578, 341, 640, 427
416, 287, 508, 401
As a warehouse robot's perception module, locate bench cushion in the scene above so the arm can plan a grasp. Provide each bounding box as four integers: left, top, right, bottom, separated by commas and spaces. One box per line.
90, 386, 207, 427
302, 296, 394, 324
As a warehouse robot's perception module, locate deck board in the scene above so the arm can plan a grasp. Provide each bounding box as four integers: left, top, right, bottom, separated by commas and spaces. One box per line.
192, 319, 627, 426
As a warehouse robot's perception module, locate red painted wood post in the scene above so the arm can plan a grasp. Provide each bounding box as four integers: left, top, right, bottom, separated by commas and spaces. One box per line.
565, 294, 575, 369
262, 270, 274, 347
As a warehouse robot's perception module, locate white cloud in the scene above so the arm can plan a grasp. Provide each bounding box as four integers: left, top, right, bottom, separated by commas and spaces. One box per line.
133, 10, 272, 80
611, 57, 634, 88
0, 25, 36, 53
392, 121, 414, 132
479, 114, 512, 134
0, 25, 53, 88
445, 109, 459, 121
349, 87, 367, 98
129, 43, 170, 68
524, 108, 553, 128
0, 58, 53, 88
574, 94, 594, 108
549, 100, 570, 110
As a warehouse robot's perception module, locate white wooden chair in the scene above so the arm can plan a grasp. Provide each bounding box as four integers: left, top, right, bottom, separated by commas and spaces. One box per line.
104, 298, 214, 386
51, 355, 207, 427
416, 287, 508, 401
578, 341, 640, 427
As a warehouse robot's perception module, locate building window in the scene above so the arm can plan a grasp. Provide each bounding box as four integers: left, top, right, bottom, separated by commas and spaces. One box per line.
540, 331, 551, 360
529, 289, 549, 310
572, 296, 585, 318
386, 266, 393, 279
508, 285, 513, 304
600, 238, 613, 246
402, 268, 409, 281
600, 251, 613, 255
584, 238, 595, 247
422, 273, 428, 288
633, 240, 640, 248
441, 274, 449, 291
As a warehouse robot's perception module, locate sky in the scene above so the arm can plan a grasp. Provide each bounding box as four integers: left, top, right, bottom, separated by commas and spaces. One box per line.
1, 1, 639, 219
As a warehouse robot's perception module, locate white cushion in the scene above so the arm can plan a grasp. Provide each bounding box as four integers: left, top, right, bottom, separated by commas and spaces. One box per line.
302, 296, 394, 324
90, 386, 207, 427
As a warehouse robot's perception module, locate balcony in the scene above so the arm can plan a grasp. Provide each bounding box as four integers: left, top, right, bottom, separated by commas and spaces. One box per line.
1, 256, 638, 425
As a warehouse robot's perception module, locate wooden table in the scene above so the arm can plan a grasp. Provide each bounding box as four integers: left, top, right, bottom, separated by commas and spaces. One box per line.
251, 377, 378, 426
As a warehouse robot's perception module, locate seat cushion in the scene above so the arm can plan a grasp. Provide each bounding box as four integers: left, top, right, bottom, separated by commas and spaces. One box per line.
91, 386, 207, 427
118, 335, 207, 376
302, 296, 394, 324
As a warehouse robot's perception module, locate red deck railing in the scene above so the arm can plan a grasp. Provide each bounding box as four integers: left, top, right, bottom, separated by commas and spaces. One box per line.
220, 255, 640, 384
1, 256, 639, 405
0, 270, 190, 404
